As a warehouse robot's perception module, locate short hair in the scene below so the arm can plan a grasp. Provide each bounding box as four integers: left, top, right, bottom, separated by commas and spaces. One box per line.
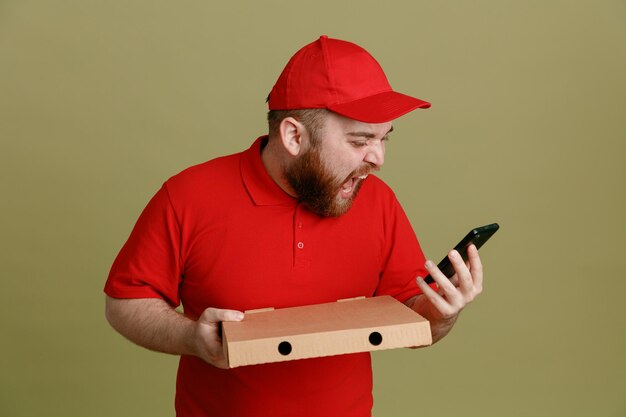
267, 108, 329, 145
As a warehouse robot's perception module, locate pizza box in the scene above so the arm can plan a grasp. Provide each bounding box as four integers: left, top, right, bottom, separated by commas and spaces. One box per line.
222, 295, 432, 368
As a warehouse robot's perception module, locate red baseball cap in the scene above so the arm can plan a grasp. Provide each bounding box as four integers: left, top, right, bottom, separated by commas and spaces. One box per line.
268, 35, 430, 123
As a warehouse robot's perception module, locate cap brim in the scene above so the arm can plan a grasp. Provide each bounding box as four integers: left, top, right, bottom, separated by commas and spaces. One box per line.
327, 91, 431, 123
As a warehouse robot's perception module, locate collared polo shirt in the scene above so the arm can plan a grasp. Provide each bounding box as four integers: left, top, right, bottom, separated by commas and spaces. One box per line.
105, 136, 428, 417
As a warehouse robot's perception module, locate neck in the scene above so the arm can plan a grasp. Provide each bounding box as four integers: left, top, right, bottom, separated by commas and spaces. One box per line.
261, 136, 297, 198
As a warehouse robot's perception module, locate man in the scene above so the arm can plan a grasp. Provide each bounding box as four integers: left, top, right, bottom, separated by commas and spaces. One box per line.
104, 35, 483, 417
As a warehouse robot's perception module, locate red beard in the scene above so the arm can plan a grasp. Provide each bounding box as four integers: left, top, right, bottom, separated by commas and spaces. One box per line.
285, 145, 371, 217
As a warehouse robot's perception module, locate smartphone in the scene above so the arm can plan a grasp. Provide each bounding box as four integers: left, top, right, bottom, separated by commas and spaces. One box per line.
423, 223, 500, 284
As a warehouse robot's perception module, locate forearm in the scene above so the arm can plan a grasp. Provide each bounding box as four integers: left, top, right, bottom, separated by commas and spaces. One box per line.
105, 296, 197, 357
405, 294, 459, 344
427, 314, 458, 344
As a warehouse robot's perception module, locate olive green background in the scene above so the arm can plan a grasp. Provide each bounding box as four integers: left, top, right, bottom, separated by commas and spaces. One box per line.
1, 1, 625, 416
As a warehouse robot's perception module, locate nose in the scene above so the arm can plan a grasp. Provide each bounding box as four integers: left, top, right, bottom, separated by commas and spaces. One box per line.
363, 141, 385, 168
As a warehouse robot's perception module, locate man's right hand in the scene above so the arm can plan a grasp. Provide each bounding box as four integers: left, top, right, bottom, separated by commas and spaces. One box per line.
105, 296, 244, 370
192, 308, 244, 369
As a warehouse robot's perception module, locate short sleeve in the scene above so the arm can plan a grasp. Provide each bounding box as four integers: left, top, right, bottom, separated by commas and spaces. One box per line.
374, 195, 429, 303
104, 183, 182, 307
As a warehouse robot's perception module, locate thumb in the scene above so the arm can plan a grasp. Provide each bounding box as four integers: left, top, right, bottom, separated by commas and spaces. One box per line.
199, 307, 244, 324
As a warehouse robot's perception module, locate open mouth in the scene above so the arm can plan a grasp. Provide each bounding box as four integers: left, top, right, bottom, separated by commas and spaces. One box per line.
340, 174, 369, 198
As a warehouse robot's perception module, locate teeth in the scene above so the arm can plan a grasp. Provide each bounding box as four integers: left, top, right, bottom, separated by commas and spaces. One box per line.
358, 175, 368, 179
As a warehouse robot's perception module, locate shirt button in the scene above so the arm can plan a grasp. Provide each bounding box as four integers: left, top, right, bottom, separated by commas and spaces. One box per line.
297, 222, 303, 229
297, 242, 304, 249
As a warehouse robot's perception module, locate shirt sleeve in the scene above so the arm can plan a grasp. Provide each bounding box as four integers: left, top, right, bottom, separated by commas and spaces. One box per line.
374, 194, 430, 303
104, 183, 182, 307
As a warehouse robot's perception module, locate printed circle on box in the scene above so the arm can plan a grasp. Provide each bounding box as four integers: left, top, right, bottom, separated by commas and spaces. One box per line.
278, 341, 292, 356
368, 331, 383, 346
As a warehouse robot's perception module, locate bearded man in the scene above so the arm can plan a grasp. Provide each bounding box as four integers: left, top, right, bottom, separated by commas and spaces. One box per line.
104, 35, 484, 417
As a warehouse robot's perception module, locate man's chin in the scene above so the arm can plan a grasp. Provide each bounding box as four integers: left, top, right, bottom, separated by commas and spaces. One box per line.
322, 191, 360, 217
304, 196, 353, 218
325, 181, 365, 216
328, 201, 353, 217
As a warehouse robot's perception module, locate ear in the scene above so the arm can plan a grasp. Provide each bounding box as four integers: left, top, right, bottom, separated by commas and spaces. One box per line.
279, 117, 307, 156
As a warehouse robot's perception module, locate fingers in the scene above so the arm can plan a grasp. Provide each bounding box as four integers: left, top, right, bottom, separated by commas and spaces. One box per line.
467, 244, 484, 292
416, 247, 484, 320
425, 259, 457, 294
416, 276, 457, 319
449, 249, 474, 295
436, 256, 470, 312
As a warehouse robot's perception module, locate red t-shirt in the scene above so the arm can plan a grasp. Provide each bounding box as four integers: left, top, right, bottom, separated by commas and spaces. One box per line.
105, 137, 428, 417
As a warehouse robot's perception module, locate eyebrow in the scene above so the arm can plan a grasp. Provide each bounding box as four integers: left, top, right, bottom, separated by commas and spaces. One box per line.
346, 125, 394, 139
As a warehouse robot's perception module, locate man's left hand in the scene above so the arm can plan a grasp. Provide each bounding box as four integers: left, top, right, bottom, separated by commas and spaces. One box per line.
406, 244, 483, 343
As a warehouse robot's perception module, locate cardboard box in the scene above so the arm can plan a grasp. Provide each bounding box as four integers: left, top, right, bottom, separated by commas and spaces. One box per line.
222, 295, 432, 368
